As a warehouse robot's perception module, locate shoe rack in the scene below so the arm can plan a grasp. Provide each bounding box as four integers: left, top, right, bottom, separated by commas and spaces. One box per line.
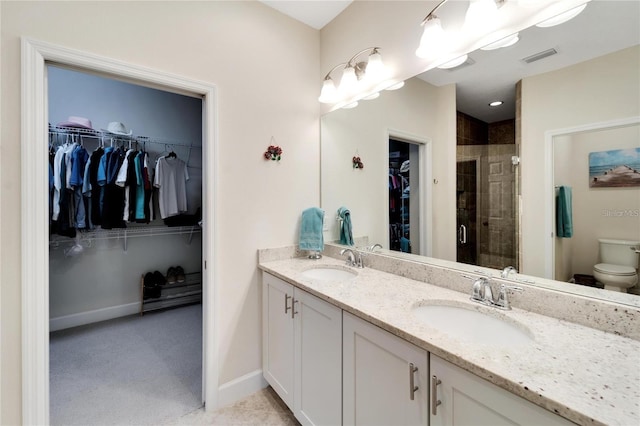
139, 271, 202, 315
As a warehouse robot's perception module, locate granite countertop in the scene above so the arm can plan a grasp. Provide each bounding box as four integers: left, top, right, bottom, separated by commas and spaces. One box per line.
258, 256, 640, 426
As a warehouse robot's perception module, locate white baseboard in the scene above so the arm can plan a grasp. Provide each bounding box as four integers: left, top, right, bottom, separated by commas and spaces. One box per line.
50, 302, 140, 332
217, 369, 268, 409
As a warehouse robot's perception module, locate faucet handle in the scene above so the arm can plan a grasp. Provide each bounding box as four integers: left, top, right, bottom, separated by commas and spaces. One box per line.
495, 284, 523, 310
470, 277, 490, 303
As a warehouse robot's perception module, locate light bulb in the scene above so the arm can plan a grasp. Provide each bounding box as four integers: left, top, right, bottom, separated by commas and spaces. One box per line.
339, 66, 358, 95
415, 15, 449, 59
362, 92, 380, 100
385, 81, 405, 91
318, 78, 338, 104
437, 54, 468, 69
480, 33, 519, 50
536, 3, 587, 28
365, 49, 385, 82
464, 0, 499, 35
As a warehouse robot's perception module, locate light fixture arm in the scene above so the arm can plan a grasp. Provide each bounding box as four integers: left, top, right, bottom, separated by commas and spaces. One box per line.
345, 46, 381, 67
322, 62, 347, 81
420, 0, 505, 25
420, 0, 449, 25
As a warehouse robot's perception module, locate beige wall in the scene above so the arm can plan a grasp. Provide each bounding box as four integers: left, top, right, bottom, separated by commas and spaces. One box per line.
521, 45, 640, 277
320, 77, 457, 259
0, 1, 319, 423
553, 135, 574, 281
554, 126, 640, 281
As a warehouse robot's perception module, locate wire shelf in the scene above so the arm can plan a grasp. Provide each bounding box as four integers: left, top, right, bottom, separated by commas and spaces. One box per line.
50, 224, 201, 252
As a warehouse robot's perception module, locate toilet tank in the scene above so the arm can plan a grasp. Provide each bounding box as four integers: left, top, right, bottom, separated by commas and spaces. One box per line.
599, 239, 640, 267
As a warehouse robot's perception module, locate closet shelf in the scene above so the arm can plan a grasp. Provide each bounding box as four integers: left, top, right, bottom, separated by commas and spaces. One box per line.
50, 224, 201, 252
49, 125, 199, 168
49, 125, 198, 148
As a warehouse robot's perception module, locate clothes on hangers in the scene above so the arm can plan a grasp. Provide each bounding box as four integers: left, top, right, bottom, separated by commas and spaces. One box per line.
154, 155, 189, 219
48, 129, 195, 236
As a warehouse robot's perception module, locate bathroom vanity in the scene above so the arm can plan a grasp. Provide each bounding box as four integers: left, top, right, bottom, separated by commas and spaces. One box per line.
258, 246, 640, 426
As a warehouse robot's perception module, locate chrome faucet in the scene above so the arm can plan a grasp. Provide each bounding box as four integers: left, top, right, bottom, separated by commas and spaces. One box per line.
470, 277, 494, 305
368, 243, 383, 252
501, 266, 517, 279
340, 248, 364, 268
469, 276, 523, 310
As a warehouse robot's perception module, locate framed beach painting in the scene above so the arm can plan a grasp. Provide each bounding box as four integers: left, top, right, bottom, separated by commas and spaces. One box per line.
589, 147, 640, 188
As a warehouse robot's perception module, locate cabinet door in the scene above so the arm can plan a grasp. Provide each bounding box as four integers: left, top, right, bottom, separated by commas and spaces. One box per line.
294, 289, 342, 426
262, 273, 295, 408
343, 312, 428, 426
430, 355, 574, 426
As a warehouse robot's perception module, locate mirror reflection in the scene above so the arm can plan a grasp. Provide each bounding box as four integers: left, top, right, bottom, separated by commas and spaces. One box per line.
320, 0, 640, 303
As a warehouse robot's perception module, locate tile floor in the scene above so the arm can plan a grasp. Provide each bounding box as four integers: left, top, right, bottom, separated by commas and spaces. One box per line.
163, 387, 299, 425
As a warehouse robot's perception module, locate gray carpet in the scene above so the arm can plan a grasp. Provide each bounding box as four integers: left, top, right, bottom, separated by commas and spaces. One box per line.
50, 304, 203, 426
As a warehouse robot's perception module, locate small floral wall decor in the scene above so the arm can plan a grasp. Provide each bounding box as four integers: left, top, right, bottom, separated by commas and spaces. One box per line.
352, 155, 364, 169
264, 144, 283, 161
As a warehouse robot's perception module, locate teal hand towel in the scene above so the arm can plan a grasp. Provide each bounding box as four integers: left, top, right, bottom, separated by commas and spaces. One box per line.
556, 186, 573, 238
299, 207, 324, 251
337, 206, 354, 246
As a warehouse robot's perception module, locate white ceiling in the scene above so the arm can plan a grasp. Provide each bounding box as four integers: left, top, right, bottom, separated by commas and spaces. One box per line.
419, 0, 640, 123
259, 0, 352, 29
262, 0, 639, 123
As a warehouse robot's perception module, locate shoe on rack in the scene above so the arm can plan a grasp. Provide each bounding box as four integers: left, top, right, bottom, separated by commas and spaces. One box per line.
175, 266, 186, 283
153, 270, 167, 286
166, 267, 177, 285
144, 272, 155, 288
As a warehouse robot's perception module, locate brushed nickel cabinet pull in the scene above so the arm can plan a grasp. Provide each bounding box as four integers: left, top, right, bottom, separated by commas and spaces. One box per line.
285, 294, 292, 314
409, 363, 419, 400
431, 375, 442, 415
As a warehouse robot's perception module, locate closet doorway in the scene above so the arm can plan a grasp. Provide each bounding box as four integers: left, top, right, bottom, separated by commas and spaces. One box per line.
47, 65, 205, 424
22, 39, 218, 425
388, 137, 427, 255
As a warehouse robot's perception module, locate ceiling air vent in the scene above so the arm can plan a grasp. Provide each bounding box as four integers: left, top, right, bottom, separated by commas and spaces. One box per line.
521, 48, 558, 64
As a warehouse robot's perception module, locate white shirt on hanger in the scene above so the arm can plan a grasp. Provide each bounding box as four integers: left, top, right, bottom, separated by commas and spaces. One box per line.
154, 156, 189, 219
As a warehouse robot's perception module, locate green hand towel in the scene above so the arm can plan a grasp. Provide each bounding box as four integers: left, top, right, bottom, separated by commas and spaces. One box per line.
556, 186, 573, 238
299, 207, 324, 251
338, 206, 354, 246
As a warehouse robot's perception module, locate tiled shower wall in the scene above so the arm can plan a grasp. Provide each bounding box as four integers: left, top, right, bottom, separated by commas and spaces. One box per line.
457, 112, 517, 269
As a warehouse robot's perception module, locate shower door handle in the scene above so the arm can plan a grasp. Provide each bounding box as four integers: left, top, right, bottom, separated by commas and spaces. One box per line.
458, 224, 467, 244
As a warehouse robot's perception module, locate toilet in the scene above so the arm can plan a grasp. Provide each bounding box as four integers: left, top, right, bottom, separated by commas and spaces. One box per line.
593, 239, 639, 292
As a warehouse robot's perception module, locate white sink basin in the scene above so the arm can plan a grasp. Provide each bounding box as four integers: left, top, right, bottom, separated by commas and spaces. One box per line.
301, 266, 358, 281
412, 302, 534, 347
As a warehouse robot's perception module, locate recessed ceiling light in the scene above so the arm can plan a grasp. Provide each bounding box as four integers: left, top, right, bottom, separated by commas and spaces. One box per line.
489, 101, 503, 107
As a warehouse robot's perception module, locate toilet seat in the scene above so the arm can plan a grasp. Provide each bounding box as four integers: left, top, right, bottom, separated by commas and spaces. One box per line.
593, 263, 637, 276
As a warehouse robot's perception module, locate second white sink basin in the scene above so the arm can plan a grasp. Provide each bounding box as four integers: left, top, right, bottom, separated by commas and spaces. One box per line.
412, 302, 534, 347
301, 266, 358, 281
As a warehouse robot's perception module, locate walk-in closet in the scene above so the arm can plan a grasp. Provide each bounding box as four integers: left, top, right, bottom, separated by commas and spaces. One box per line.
47, 65, 204, 425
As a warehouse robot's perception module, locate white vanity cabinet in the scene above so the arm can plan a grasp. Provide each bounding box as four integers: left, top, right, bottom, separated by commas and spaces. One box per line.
262, 272, 342, 426
343, 312, 429, 426
430, 354, 574, 426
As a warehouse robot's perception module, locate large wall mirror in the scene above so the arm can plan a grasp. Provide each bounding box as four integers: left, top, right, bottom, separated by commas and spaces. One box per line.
320, 0, 640, 306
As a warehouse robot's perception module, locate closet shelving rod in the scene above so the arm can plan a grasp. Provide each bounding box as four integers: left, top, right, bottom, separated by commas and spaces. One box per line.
48, 126, 198, 148
50, 225, 201, 252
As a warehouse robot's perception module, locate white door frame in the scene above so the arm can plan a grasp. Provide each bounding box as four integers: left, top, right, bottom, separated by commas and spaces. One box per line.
543, 115, 640, 280
21, 38, 219, 424
387, 129, 432, 257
